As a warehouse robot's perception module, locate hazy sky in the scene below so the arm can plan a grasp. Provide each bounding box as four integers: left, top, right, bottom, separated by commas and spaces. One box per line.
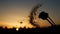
0, 0, 60, 28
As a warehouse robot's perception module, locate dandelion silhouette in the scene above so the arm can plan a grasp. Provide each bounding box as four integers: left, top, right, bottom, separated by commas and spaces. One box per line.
38, 11, 56, 26
39, 11, 48, 20
29, 4, 42, 27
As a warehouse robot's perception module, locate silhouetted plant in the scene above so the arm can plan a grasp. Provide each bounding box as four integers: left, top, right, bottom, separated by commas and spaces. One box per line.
29, 4, 42, 27
38, 11, 56, 26
39, 11, 48, 20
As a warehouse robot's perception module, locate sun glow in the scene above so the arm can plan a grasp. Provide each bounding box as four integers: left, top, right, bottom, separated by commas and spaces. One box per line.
16, 28, 19, 31
0, 17, 34, 29
0, 16, 50, 29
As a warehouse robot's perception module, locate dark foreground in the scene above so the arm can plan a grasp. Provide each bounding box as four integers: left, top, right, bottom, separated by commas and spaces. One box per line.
0, 25, 60, 33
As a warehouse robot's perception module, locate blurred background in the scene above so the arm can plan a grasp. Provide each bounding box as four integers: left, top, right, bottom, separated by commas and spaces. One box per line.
0, 0, 60, 28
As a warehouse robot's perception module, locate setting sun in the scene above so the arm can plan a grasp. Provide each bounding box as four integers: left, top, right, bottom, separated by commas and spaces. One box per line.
16, 28, 19, 31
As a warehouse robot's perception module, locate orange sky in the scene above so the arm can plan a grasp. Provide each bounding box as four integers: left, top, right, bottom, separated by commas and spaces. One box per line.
0, 0, 60, 29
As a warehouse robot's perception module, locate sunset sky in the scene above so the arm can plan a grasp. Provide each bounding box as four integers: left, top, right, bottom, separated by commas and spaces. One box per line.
0, 0, 60, 28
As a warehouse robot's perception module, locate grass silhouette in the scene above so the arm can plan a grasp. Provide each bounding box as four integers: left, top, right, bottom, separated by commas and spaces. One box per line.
0, 25, 60, 33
